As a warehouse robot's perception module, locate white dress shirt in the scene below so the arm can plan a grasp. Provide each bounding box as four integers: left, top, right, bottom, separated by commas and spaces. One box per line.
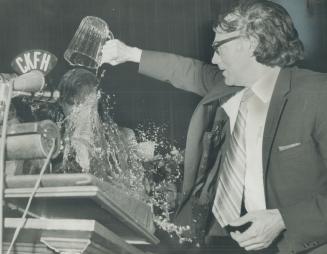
221, 68, 280, 212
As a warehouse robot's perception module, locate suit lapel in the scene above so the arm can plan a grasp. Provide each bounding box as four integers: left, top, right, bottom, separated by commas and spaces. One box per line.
202, 85, 240, 180
190, 87, 239, 198
262, 68, 292, 180
179, 85, 241, 209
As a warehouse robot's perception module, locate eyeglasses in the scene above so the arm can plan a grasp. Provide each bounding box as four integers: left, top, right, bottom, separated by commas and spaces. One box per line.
212, 36, 241, 54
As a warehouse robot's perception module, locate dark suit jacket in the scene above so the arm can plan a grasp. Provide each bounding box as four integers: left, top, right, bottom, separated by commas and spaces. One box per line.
139, 50, 327, 254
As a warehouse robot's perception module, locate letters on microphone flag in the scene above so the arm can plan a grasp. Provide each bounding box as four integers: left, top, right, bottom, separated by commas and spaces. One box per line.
11, 49, 57, 75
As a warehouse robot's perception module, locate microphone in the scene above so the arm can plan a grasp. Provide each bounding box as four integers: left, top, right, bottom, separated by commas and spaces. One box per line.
12, 70, 45, 93
1, 120, 61, 160
16, 90, 60, 103
0, 70, 45, 93
0, 71, 46, 105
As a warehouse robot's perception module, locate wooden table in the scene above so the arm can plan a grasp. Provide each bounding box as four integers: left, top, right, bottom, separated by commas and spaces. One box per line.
4, 174, 159, 254
4, 218, 149, 254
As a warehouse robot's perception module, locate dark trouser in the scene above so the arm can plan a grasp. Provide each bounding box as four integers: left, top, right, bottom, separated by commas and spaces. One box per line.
204, 202, 279, 254
205, 236, 278, 254
142, 236, 278, 254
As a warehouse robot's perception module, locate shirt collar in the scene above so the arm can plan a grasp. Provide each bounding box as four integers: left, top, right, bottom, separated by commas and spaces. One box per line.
251, 67, 281, 103
221, 68, 280, 133
221, 90, 244, 132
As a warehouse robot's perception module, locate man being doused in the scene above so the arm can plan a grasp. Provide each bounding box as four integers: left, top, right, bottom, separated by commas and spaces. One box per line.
57, 68, 147, 200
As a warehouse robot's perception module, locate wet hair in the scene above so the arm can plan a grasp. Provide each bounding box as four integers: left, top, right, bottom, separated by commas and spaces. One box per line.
214, 0, 304, 67
58, 68, 98, 105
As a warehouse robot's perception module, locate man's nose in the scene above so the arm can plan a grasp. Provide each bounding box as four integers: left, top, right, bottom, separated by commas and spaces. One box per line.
211, 52, 221, 66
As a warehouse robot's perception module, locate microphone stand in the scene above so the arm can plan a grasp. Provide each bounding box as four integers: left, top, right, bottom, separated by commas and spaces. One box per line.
0, 81, 13, 253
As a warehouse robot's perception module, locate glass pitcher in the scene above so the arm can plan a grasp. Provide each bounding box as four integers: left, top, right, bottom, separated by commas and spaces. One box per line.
64, 16, 114, 69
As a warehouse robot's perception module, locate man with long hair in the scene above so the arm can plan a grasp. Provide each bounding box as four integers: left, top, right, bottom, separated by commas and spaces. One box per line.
101, 1, 327, 253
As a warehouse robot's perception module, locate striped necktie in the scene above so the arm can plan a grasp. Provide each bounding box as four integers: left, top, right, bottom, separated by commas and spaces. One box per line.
212, 88, 253, 227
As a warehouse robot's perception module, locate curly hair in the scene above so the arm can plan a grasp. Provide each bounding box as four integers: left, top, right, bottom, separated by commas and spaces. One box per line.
58, 68, 98, 105
214, 0, 304, 67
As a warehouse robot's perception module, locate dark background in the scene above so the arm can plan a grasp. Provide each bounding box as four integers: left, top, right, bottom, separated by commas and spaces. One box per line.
0, 0, 326, 148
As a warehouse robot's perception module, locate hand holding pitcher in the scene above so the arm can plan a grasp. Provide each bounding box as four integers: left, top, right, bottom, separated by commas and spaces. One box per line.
101, 39, 142, 66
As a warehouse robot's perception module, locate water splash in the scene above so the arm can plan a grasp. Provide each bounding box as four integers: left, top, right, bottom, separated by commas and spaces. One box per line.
27, 92, 192, 241
62, 92, 146, 200
135, 123, 191, 242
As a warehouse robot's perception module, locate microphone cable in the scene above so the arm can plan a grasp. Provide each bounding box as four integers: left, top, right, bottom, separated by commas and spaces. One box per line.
5, 139, 55, 254
0, 82, 13, 254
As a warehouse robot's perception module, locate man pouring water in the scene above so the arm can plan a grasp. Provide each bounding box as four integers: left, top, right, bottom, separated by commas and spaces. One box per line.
101, 1, 327, 253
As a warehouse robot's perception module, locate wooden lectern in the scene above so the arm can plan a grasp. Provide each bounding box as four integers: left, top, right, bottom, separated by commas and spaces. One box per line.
4, 174, 159, 254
